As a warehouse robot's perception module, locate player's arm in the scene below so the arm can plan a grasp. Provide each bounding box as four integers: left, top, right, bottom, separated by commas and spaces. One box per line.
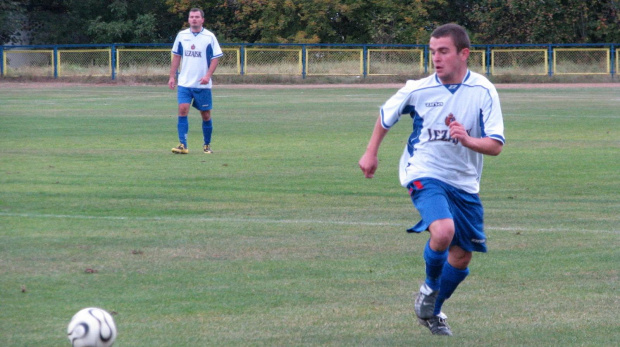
168, 54, 182, 89
449, 121, 503, 156
359, 117, 390, 178
200, 57, 220, 85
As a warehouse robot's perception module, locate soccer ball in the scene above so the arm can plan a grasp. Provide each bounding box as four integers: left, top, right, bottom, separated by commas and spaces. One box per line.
67, 307, 117, 347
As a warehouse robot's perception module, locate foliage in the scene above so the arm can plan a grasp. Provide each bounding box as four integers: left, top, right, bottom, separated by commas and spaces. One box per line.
0, 0, 26, 45
2, 0, 619, 45
467, 0, 620, 44
87, 1, 159, 43
2, 0, 178, 45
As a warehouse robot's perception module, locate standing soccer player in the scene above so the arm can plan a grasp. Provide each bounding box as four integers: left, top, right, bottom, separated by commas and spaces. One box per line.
168, 8, 223, 154
358, 23, 505, 336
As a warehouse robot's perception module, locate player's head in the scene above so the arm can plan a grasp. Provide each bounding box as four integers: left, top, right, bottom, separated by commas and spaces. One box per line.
188, 8, 205, 31
431, 23, 470, 53
189, 8, 205, 18
429, 23, 470, 84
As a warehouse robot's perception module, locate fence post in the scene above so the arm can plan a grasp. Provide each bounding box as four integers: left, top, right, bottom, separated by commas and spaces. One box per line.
0, 46, 4, 76
53, 46, 58, 79
486, 45, 491, 76
548, 44, 553, 76
362, 45, 367, 78
302, 45, 306, 79
611, 44, 616, 79
111, 44, 116, 80
240, 44, 245, 76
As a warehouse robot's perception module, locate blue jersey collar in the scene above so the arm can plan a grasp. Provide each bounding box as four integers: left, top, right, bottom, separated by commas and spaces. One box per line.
436, 70, 470, 94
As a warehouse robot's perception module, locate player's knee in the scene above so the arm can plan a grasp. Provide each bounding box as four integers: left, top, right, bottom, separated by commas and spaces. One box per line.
428, 219, 455, 251
448, 246, 472, 269
178, 104, 190, 116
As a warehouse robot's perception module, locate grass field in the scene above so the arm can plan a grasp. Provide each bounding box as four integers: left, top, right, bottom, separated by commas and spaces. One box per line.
0, 83, 618, 346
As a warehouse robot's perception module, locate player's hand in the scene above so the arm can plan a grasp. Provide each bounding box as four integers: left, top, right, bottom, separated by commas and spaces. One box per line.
449, 121, 468, 142
358, 152, 378, 178
200, 74, 211, 84
168, 77, 176, 90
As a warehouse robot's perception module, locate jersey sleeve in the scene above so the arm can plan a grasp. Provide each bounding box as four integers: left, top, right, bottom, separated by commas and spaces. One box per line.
171, 32, 183, 56
480, 86, 505, 144
380, 80, 416, 129
210, 35, 224, 60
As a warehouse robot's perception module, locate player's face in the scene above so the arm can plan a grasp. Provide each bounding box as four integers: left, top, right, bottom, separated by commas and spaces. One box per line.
188, 11, 204, 31
429, 36, 469, 84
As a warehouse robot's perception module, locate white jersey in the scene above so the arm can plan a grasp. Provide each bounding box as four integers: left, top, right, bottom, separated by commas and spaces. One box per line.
171, 28, 223, 89
380, 71, 505, 194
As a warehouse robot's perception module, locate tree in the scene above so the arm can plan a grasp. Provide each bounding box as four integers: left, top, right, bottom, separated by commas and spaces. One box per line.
467, 0, 619, 44
85, 0, 181, 43
8, 0, 178, 45
354, 0, 430, 44
4, 0, 618, 45
87, 1, 155, 43
0, 0, 27, 45
20, 0, 87, 45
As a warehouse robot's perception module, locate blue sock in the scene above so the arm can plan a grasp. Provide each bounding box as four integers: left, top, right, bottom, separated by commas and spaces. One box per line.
434, 263, 469, 315
423, 240, 448, 291
202, 119, 213, 145
177, 116, 188, 147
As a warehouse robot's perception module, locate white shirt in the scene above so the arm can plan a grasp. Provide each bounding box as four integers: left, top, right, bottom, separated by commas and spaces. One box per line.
171, 28, 223, 88
380, 71, 505, 193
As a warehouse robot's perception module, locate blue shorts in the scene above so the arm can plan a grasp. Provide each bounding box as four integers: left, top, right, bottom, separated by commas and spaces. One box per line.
177, 86, 213, 111
407, 178, 487, 253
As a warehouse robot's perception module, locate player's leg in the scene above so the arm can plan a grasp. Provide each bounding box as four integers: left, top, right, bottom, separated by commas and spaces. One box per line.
172, 86, 192, 154
177, 103, 190, 146
433, 246, 471, 316
191, 88, 214, 154
200, 110, 213, 153
408, 179, 453, 320
416, 218, 459, 336
408, 178, 458, 335
427, 187, 485, 335
425, 218, 454, 287
417, 247, 470, 336
416, 218, 453, 318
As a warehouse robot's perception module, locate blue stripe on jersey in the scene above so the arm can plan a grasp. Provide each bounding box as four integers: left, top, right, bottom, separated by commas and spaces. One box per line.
380, 109, 391, 129
489, 134, 506, 143
206, 45, 213, 68
407, 111, 424, 156
479, 109, 486, 137
174, 41, 183, 56
402, 104, 415, 115
463, 70, 471, 82
480, 109, 506, 144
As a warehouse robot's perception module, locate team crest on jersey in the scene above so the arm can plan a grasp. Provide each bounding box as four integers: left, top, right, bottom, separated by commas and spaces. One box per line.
445, 113, 456, 126
185, 47, 202, 57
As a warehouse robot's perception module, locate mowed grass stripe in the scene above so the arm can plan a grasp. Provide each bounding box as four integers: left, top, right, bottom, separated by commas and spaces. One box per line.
1, 211, 618, 234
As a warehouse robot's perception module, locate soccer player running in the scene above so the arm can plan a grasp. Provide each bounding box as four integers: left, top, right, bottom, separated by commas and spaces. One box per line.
169, 8, 223, 154
359, 23, 505, 336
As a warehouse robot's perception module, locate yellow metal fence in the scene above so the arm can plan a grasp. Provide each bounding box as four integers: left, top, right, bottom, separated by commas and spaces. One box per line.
553, 48, 610, 75
3, 49, 54, 77
58, 49, 111, 77
1, 44, 618, 78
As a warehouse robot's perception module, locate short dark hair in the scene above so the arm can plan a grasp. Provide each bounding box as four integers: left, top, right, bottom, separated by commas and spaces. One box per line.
431, 24, 470, 52
189, 8, 204, 18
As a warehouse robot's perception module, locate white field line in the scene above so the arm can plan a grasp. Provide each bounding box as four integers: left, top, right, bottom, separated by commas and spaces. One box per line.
1, 212, 617, 234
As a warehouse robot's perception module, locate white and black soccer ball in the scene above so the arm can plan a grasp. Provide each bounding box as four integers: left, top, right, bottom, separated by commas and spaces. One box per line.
67, 307, 117, 347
